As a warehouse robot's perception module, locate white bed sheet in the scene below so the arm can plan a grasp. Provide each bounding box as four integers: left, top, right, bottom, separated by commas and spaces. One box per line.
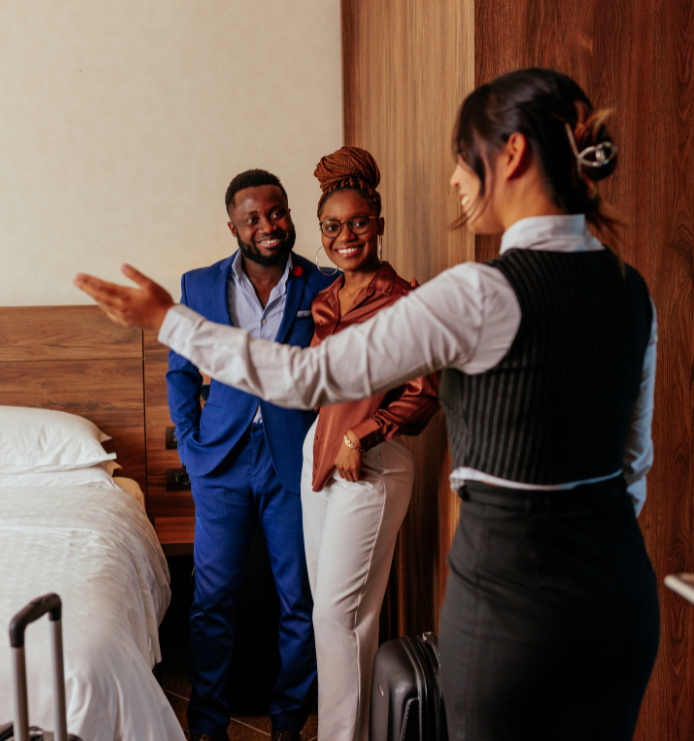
0, 485, 185, 741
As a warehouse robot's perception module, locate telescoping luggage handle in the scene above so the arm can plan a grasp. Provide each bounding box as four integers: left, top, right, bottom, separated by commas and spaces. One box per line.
9, 594, 68, 741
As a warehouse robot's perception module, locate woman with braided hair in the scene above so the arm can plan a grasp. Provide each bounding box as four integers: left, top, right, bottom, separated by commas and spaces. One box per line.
76, 68, 660, 740
299, 145, 439, 741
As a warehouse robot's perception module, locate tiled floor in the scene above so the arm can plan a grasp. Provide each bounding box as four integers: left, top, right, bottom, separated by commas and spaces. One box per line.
158, 649, 318, 741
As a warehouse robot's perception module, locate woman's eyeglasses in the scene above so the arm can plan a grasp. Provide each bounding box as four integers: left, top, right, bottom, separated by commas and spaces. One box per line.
319, 216, 378, 238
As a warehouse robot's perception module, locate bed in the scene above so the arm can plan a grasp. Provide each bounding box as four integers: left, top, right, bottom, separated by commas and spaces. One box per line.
0, 306, 186, 741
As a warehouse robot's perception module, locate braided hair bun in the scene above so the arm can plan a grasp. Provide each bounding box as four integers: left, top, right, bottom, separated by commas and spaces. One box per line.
314, 146, 382, 217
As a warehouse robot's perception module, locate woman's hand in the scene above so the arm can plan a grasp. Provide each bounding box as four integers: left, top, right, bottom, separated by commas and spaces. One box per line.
334, 430, 364, 483
73, 264, 174, 332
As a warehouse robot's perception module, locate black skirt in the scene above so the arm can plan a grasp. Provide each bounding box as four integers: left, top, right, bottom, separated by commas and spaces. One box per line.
439, 479, 659, 741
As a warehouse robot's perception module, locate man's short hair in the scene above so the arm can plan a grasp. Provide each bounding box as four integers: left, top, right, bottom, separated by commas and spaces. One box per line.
225, 169, 288, 213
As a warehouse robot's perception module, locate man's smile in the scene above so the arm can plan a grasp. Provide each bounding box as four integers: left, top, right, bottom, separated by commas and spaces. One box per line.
255, 234, 285, 249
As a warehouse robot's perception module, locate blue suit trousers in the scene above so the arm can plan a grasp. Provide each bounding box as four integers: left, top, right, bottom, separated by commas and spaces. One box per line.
187, 423, 317, 735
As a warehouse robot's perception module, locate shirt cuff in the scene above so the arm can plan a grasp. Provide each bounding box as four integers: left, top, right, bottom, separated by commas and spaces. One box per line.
158, 304, 196, 348
626, 477, 647, 516
351, 418, 385, 452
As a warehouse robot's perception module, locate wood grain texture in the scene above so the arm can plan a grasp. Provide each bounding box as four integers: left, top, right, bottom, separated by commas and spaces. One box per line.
345, 0, 693, 734
155, 516, 195, 556
0, 305, 142, 361
397, 412, 456, 635
342, 0, 475, 637
143, 331, 195, 521
473, 1, 693, 737
0, 358, 146, 488
0, 305, 198, 549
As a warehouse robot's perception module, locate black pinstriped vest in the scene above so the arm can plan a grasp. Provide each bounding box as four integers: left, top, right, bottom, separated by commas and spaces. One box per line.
439, 248, 653, 485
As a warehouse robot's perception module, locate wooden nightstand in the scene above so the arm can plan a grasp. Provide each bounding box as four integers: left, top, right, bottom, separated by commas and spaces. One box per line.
155, 516, 195, 556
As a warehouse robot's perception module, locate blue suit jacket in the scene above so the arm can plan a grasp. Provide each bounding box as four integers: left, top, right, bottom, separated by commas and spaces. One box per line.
167, 251, 337, 492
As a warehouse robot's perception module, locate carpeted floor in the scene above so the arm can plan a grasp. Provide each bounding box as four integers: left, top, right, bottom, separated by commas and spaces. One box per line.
157, 648, 318, 741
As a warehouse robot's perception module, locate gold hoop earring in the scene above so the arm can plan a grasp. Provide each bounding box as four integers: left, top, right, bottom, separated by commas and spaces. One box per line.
378, 235, 383, 263
315, 245, 339, 276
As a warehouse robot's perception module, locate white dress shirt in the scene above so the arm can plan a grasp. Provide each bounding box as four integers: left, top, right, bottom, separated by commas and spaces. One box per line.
225, 251, 292, 423
161, 215, 657, 514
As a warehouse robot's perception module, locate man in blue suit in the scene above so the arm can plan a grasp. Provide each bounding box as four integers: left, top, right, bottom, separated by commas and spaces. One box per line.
167, 169, 336, 741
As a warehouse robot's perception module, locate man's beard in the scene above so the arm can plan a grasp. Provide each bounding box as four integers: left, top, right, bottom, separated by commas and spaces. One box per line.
237, 225, 296, 267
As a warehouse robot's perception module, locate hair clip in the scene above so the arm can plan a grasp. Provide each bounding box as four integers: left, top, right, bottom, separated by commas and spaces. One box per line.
564, 122, 618, 171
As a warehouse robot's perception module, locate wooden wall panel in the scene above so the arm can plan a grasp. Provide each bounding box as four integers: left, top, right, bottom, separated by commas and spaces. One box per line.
396, 412, 456, 635
342, 0, 475, 636
344, 0, 693, 736
0, 306, 142, 361
475, 1, 694, 737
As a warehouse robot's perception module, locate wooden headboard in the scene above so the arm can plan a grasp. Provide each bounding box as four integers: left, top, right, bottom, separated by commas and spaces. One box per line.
0, 306, 195, 547
0, 305, 146, 479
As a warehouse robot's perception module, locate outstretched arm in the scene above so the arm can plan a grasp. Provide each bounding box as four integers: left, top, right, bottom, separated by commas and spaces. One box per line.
75, 263, 490, 409
157, 301, 447, 410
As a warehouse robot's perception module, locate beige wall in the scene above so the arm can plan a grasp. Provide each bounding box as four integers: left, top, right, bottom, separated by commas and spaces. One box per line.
0, 0, 342, 306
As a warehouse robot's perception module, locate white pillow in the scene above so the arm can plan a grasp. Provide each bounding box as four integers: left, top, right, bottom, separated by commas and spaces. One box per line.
0, 464, 121, 490
0, 464, 146, 509
0, 405, 116, 473
113, 476, 146, 508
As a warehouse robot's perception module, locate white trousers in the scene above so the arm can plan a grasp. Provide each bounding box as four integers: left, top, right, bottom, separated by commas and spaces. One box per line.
301, 419, 414, 741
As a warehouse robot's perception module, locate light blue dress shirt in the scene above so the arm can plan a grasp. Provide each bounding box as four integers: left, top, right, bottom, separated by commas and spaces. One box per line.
226, 251, 293, 423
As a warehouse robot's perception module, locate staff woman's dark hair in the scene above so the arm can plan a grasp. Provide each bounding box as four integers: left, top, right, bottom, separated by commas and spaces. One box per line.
453, 68, 623, 245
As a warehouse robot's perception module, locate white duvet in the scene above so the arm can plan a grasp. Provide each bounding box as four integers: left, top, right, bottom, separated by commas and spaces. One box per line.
0, 485, 185, 741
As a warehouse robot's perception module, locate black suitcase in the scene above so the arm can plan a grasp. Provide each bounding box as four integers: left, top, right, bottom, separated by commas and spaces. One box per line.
370, 632, 448, 741
1, 594, 82, 741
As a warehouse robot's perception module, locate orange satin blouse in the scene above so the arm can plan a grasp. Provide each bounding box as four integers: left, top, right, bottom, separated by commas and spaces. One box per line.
309, 262, 440, 491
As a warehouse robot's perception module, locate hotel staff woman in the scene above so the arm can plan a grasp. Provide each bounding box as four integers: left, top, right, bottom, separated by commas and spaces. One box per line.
76, 67, 660, 741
